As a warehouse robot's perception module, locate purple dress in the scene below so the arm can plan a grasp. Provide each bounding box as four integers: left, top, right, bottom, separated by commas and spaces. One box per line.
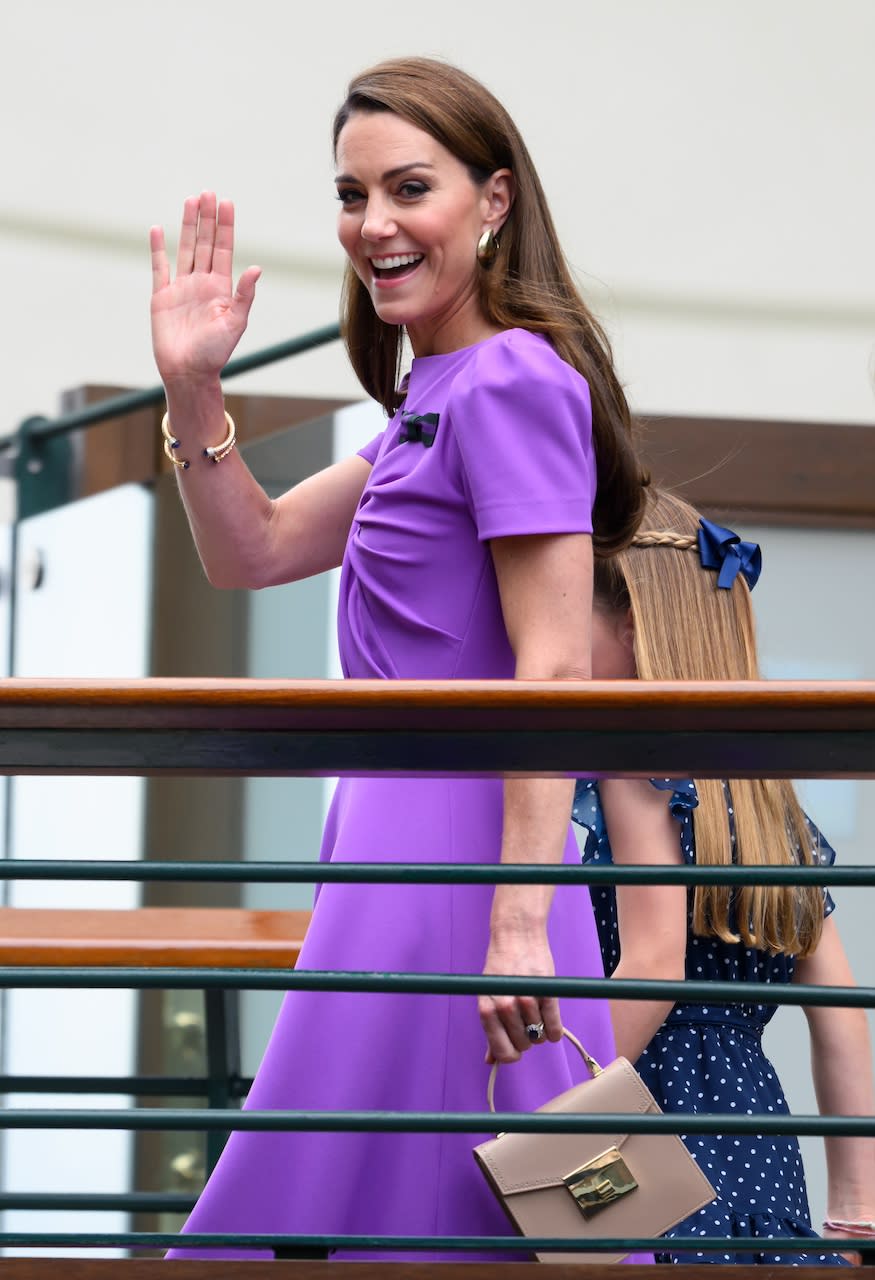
168, 329, 618, 1262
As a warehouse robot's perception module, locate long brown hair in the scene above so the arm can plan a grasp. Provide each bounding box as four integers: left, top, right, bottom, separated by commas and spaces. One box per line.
594, 488, 824, 957
332, 56, 648, 555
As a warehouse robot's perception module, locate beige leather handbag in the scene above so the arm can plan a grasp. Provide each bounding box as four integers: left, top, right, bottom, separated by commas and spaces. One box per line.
473, 1028, 716, 1263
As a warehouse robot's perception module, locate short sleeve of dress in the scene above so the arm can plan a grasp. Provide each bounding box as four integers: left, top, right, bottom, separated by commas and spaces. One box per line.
357, 431, 385, 466
452, 331, 596, 541
572, 777, 700, 867
804, 812, 838, 918
571, 778, 605, 860
648, 778, 699, 867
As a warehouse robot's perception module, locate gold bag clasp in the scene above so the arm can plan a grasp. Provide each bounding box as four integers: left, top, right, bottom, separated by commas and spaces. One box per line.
563, 1146, 638, 1219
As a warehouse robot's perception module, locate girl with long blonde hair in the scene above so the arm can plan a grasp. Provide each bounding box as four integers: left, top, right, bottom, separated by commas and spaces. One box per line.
576, 487, 875, 1265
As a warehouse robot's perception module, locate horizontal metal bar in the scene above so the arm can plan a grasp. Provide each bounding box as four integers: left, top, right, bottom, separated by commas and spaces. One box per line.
1, 678, 872, 776
0, 1074, 250, 1097
0, 968, 870, 1009
4, 323, 342, 449
0, 1192, 196, 1213
2, 727, 873, 778
214, 323, 342, 381
2, 859, 873, 886
0, 1231, 863, 1253
0, 1107, 871, 1137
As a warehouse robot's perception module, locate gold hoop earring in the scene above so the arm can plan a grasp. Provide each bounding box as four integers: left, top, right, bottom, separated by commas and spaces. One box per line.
476, 228, 498, 266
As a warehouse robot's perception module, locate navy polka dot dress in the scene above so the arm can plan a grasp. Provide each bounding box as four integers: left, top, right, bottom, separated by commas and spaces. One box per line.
572, 778, 848, 1267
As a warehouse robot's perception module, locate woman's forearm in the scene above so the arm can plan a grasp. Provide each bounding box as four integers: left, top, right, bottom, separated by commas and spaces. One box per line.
163, 378, 278, 589
489, 776, 573, 933
480, 532, 592, 1059
480, 776, 574, 1057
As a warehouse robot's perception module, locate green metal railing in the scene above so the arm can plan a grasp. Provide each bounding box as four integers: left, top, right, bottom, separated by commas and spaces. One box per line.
6, 322, 341, 449
0, 1231, 873, 1256
0, 681, 873, 1258
2, 320, 343, 519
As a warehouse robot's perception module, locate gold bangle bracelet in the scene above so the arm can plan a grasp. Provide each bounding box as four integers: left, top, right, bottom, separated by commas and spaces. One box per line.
161, 410, 237, 469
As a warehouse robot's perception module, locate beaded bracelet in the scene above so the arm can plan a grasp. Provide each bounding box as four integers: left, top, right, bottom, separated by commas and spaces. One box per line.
161, 410, 237, 469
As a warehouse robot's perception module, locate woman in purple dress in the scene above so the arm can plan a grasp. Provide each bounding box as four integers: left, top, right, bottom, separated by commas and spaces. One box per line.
150, 57, 649, 1261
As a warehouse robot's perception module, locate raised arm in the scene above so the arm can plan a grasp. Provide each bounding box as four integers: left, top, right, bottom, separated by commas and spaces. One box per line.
598, 778, 688, 1062
795, 915, 875, 1251
478, 531, 592, 1065
150, 191, 369, 588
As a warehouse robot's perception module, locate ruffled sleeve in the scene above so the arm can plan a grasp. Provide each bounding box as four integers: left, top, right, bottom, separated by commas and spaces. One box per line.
571, 778, 605, 862
450, 330, 596, 541
804, 813, 838, 918
648, 778, 699, 865
572, 777, 700, 867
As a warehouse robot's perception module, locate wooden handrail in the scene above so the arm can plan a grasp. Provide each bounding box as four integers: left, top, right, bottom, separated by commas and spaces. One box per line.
0, 907, 311, 969
0, 678, 872, 777
0, 677, 873, 725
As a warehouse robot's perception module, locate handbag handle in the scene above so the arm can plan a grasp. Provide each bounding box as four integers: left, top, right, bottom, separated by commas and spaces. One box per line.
487, 1027, 603, 1113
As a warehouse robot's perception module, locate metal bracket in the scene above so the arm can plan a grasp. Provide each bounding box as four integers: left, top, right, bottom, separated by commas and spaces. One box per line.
13, 416, 74, 520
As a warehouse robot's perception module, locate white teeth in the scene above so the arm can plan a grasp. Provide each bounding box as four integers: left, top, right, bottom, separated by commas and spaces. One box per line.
371, 253, 423, 269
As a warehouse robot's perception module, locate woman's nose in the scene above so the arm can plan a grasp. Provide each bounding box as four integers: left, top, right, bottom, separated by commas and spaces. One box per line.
361, 199, 398, 241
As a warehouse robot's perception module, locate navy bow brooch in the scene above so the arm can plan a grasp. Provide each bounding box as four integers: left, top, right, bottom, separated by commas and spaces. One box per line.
400, 411, 440, 448
697, 517, 762, 591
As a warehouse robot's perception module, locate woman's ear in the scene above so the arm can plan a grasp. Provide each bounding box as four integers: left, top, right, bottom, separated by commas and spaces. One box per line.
482, 169, 515, 234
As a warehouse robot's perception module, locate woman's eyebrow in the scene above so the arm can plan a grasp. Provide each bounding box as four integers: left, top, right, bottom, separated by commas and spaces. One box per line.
335, 162, 436, 185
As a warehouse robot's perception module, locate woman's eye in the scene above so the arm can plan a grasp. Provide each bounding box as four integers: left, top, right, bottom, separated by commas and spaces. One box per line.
398, 181, 428, 198
336, 188, 363, 207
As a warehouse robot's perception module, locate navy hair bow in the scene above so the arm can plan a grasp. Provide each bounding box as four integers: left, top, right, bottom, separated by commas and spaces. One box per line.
697, 518, 762, 591
399, 411, 440, 447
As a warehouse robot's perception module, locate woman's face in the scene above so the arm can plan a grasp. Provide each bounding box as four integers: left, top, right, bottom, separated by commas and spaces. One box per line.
591, 605, 636, 679
334, 110, 511, 355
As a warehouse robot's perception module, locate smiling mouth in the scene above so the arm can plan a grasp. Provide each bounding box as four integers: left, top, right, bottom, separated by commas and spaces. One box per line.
370, 252, 424, 280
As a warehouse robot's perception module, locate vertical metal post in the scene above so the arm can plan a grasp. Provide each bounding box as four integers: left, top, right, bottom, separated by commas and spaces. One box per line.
203, 987, 242, 1173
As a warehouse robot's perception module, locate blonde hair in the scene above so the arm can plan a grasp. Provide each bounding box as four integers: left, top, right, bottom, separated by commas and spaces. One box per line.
593, 489, 824, 957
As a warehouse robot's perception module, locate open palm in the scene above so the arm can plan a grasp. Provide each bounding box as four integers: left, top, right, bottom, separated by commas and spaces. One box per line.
150, 191, 260, 383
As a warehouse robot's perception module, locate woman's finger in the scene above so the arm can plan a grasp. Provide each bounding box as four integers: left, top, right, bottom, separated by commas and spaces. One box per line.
232, 265, 262, 316
211, 199, 238, 279
492, 995, 532, 1055
193, 190, 218, 273
480, 1003, 521, 1065
518, 996, 541, 1025
541, 996, 563, 1042
517, 995, 544, 1042
149, 226, 170, 294
176, 194, 199, 276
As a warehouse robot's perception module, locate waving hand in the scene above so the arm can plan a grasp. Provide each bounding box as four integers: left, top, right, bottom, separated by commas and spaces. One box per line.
150, 191, 261, 385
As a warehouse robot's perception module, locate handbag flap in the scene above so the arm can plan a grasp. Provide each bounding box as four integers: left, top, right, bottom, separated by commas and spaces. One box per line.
474, 1057, 658, 1195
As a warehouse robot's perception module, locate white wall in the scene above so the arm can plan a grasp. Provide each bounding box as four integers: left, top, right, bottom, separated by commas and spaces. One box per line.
1, 0, 873, 434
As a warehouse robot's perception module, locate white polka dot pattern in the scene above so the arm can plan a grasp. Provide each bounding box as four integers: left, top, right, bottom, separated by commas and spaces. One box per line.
571, 778, 847, 1267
